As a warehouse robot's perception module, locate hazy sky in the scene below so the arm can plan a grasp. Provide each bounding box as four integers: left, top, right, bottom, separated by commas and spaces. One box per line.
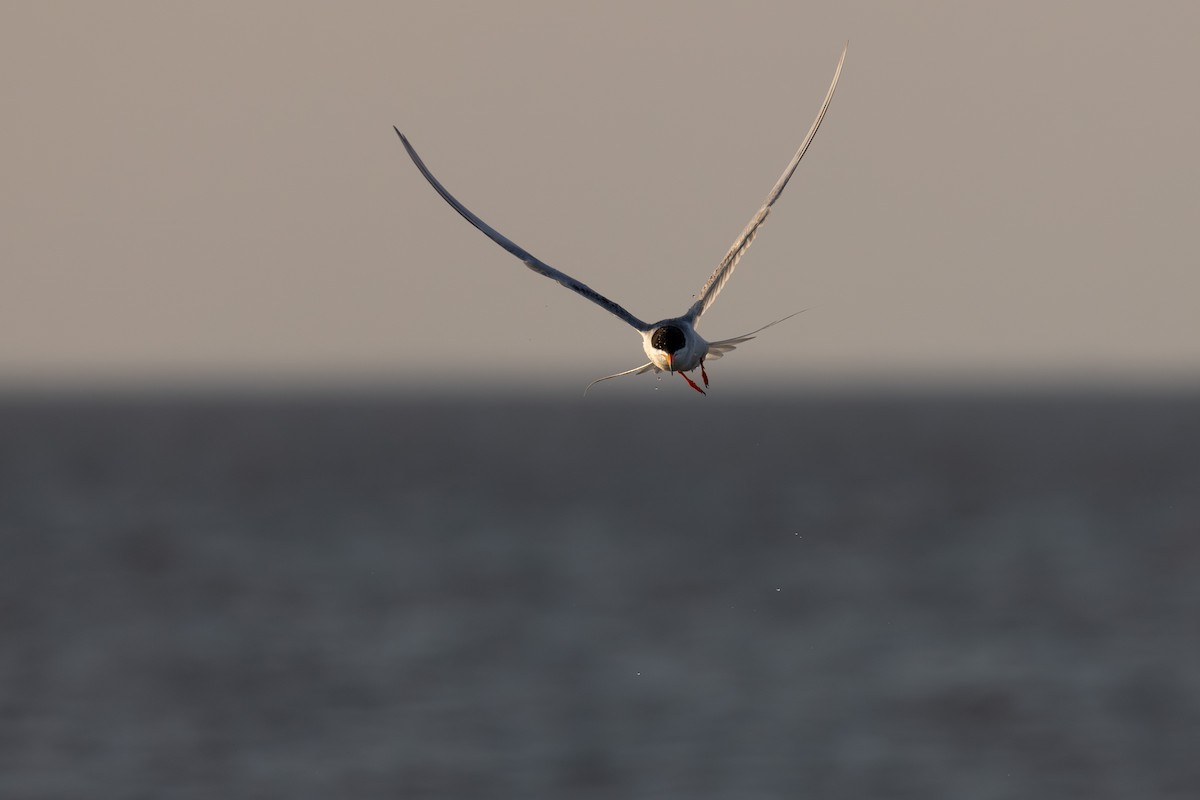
4, 1, 1198, 392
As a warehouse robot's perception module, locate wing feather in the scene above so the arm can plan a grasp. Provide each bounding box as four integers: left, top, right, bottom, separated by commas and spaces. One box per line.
395, 128, 650, 331
685, 43, 847, 323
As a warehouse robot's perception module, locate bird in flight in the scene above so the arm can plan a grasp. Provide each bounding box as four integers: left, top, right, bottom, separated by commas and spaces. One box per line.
395, 43, 846, 395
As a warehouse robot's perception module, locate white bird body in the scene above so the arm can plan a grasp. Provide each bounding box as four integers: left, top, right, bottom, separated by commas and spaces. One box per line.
395, 43, 847, 395
643, 319, 704, 373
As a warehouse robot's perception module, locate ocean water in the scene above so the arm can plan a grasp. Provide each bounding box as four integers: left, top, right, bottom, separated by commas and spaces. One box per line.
2, 391, 1198, 799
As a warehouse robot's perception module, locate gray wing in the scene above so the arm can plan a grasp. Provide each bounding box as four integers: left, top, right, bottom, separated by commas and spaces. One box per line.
395, 128, 650, 332
685, 42, 847, 324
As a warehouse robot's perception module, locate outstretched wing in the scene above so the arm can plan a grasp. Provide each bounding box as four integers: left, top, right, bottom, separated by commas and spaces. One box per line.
395, 128, 650, 332
583, 362, 657, 395
685, 42, 847, 324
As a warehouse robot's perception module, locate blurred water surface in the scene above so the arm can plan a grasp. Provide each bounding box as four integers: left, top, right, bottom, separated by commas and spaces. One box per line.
2, 392, 1198, 799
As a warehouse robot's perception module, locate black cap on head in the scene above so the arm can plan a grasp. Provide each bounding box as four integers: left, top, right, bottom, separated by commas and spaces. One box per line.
650, 325, 686, 354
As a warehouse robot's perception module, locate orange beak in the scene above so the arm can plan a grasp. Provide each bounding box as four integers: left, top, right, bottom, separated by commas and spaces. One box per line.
665, 352, 674, 372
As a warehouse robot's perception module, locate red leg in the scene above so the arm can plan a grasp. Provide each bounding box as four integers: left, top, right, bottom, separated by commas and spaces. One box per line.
681, 371, 705, 395
700, 357, 709, 387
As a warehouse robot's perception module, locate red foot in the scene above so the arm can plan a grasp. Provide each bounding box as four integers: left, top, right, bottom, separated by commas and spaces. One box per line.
679, 371, 707, 395
700, 359, 709, 388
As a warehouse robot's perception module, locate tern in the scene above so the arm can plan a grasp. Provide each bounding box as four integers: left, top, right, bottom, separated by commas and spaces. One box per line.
395, 43, 846, 395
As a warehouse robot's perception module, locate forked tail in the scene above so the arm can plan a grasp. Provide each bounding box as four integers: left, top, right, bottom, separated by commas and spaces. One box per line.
582, 361, 657, 395
705, 310, 805, 361
581, 310, 804, 395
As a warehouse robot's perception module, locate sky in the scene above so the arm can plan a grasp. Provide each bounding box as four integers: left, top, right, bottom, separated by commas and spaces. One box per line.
4, 1, 1199, 393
